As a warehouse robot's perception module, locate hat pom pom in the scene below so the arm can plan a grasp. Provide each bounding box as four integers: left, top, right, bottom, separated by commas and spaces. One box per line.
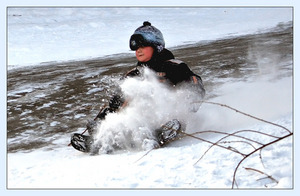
143, 21, 151, 26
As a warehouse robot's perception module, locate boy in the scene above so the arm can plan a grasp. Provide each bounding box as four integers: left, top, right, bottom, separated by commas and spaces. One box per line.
71, 21, 205, 154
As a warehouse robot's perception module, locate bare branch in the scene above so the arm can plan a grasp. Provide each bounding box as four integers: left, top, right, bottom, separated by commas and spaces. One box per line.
134, 148, 156, 164
134, 100, 292, 189
180, 131, 247, 157
231, 132, 292, 188
244, 167, 279, 185
201, 101, 292, 134
191, 129, 280, 165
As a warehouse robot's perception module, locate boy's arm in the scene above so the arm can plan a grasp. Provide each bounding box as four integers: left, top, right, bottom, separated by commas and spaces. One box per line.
189, 74, 206, 99
124, 67, 141, 78
94, 66, 140, 121
95, 94, 125, 120
166, 60, 206, 98
166, 61, 206, 112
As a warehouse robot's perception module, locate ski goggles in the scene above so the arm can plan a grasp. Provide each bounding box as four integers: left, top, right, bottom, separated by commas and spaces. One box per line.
129, 34, 151, 51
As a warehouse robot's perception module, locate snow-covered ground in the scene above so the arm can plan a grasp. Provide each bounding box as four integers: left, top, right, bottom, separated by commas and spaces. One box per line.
8, 109, 293, 189
7, 7, 292, 69
7, 7, 293, 190
7, 113, 292, 189
8, 70, 293, 189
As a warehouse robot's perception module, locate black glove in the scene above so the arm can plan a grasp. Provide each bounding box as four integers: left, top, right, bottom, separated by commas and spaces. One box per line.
109, 94, 125, 111
94, 95, 124, 120
87, 95, 125, 136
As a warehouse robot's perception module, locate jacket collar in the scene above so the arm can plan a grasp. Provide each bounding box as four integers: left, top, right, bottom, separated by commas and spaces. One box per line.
137, 48, 174, 71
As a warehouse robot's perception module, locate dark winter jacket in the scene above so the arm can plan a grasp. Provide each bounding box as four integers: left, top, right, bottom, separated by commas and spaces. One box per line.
97, 48, 205, 119
127, 49, 204, 87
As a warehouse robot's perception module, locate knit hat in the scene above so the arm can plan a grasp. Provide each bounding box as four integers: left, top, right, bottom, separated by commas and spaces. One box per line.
129, 21, 165, 52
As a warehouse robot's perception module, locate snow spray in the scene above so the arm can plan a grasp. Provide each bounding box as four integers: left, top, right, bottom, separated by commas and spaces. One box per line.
190, 40, 292, 133
93, 68, 203, 153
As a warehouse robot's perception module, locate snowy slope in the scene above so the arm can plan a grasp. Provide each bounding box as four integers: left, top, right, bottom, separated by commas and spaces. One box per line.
7, 7, 293, 190
8, 72, 293, 189
7, 115, 292, 189
7, 7, 292, 69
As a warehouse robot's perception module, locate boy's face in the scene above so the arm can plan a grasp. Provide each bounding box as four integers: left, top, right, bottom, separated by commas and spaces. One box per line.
135, 46, 154, 62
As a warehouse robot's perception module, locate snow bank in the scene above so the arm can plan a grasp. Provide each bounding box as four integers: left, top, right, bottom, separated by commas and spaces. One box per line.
7, 7, 292, 69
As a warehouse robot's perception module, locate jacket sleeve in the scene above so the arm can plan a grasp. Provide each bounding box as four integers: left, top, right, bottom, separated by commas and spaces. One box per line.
95, 67, 139, 120
107, 66, 141, 113
184, 73, 206, 112
124, 67, 140, 78
189, 74, 206, 99
165, 60, 206, 112
165, 59, 205, 98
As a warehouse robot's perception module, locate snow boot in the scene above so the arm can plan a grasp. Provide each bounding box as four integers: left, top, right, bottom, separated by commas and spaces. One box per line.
156, 119, 182, 146
70, 133, 102, 155
70, 133, 94, 153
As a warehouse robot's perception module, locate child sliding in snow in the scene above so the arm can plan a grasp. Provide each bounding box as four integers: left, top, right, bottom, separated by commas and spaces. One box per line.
71, 21, 205, 154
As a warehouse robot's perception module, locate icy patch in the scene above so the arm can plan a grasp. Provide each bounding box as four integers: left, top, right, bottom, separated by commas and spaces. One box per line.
37, 101, 57, 110
74, 113, 86, 119
20, 109, 33, 116
86, 87, 104, 95
50, 121, 60, 127
7, 86, 34, 96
